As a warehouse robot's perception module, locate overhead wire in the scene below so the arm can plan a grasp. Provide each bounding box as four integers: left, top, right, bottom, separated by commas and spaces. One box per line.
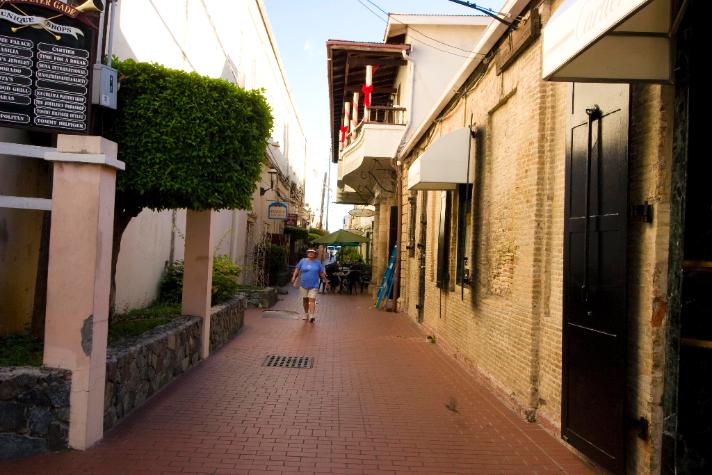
355, 0, 485, 59
148, 0, 196, 71
354, 0, 515, 155
363, 0, 482, 54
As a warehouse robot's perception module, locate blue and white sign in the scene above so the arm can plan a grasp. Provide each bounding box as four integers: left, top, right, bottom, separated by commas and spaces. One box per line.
267, 201, 288, 220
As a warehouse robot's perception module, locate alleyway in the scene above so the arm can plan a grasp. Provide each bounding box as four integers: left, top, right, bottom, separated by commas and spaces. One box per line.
1, 289, 594, 474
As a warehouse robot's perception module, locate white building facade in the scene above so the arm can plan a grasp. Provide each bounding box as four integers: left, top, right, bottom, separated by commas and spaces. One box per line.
111, 0, 309, 310
0, 0, 310, 332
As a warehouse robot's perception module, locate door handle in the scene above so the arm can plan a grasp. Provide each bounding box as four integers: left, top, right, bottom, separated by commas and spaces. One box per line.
581, 105, 602, 305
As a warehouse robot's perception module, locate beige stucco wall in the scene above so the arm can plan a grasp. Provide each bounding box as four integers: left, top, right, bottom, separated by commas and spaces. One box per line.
113, 209, 178, 313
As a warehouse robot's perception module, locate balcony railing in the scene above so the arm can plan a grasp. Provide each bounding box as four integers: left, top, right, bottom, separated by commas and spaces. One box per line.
366, 105, 406, 125
342, 106, 406, 150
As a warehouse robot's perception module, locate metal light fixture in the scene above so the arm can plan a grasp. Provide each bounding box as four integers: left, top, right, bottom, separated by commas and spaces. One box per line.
260, 168, 278, 196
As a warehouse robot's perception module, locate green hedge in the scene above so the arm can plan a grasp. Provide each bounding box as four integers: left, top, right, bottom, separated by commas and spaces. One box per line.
107, 59, 273, 213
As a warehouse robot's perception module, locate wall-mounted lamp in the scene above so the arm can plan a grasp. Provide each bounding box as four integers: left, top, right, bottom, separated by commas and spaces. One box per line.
260, 168, 278, 196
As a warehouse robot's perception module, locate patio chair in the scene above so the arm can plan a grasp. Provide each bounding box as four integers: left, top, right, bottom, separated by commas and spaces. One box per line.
346, 270, 362, 295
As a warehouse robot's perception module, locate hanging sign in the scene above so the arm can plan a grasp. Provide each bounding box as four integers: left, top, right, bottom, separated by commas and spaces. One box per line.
0, 0, 103, 134
267, 201, 288, 220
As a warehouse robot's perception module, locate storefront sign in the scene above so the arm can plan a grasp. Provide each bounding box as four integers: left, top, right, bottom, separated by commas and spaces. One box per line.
267, 201, 288, 220
543, 0, 671, 82
0, 0, 102, 134
285, 213, 298, 226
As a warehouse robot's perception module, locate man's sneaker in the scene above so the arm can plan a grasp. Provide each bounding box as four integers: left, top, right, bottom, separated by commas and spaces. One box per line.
302, 313, 309, 320
309, 316, 315, 323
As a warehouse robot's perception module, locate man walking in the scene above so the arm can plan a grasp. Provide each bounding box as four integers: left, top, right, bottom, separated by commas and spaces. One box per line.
292, 248, 328, 322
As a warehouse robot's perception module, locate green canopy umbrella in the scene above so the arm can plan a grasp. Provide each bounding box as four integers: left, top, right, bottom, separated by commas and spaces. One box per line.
312, 229, 368, 246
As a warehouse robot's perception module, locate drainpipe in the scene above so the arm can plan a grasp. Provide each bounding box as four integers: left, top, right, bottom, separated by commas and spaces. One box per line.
390, 159, 403, 312
389, 48, 414, 312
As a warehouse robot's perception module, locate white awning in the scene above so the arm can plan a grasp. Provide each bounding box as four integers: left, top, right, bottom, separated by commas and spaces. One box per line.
542, 0, 672, 83
407, 127, 473, 191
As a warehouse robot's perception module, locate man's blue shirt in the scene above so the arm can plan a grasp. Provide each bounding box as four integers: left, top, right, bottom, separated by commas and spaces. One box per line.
296, 258, 324, 289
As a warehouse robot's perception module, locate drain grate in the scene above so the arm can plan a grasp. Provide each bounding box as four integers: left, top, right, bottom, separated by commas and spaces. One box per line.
263, 355, 314, 368
262, 310, 300, 320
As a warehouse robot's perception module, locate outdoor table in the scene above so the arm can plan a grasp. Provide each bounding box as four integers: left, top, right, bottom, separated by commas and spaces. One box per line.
334, 270, 352, 293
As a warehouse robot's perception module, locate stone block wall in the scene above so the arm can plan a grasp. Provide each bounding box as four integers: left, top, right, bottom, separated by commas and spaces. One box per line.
210, 297, 246, 352
104, 317, 202, 430
104, 297, 247, 431
0, 368, 71, 459
236, 287, 278, 309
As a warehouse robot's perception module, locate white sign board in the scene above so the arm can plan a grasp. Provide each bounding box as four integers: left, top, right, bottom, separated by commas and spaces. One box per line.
543, 0, 671, 82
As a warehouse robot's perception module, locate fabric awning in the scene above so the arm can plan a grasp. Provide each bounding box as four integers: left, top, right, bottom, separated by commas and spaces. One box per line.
407, 127, 473, 191
542, 0, 672, 83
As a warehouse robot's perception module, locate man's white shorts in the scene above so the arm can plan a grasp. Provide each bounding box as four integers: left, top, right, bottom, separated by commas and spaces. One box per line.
299, 287, 319, 299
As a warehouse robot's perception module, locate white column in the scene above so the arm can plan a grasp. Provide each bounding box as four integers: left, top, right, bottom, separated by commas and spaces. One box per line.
352, 92, 360, 132
364, 65, 373, 122
343, 101, 351, 145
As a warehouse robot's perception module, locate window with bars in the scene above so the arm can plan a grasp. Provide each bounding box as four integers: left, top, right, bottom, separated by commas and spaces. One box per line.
456, 184, 473, 285
407, 193, 417, 257
436, 190, 451, 289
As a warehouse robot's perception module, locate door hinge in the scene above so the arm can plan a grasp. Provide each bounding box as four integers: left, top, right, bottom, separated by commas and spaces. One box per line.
630, 416, 649, 440
631, 201, 653, 223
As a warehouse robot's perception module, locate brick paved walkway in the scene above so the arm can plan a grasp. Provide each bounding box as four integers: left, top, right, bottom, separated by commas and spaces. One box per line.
1, 288, 594, 474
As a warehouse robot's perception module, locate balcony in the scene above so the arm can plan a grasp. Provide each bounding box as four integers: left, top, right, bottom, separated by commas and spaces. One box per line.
337, 110, 405, 203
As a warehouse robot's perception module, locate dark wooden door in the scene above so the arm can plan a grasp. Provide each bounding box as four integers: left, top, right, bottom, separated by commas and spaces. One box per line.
563, 83, 629, 474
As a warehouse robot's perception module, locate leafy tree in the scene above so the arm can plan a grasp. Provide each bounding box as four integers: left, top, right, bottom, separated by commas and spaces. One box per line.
104, 59, 273, 314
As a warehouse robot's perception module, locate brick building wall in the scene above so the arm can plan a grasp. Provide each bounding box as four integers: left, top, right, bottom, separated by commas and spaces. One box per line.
625, 84, 674, 474
397, 2, 675, 473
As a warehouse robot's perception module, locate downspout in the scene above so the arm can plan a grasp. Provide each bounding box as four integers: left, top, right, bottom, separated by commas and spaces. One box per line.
390, 48, 415, 312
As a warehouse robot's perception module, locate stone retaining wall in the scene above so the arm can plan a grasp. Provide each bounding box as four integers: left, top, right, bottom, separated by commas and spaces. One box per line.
104, 316, 202, 430
0, 368, 71, 459
104, 298, 246, 431
237, 287, 279, 309
210, 297, 245, 352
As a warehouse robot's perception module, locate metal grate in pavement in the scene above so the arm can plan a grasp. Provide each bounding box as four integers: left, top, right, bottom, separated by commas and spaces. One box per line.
263, 355, 313, 368
262, 310, 300, 320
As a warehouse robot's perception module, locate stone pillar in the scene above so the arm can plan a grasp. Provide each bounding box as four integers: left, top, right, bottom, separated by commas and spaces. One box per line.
43, 135, 123, 450
182, 209, 214, 359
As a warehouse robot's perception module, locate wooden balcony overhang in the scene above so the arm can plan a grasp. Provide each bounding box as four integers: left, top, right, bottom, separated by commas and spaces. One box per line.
327, 40, 410, 163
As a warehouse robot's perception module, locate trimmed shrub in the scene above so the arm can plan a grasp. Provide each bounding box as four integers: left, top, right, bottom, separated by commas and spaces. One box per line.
159, 255, 241, 305
107, 58, 273, 213
103, 58, 273, 316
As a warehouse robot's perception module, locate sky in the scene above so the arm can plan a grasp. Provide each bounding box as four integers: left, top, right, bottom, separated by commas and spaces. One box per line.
263, 0, 505, 231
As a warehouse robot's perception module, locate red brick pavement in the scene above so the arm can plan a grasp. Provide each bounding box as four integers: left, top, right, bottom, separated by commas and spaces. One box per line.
1, 288, 595, 474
